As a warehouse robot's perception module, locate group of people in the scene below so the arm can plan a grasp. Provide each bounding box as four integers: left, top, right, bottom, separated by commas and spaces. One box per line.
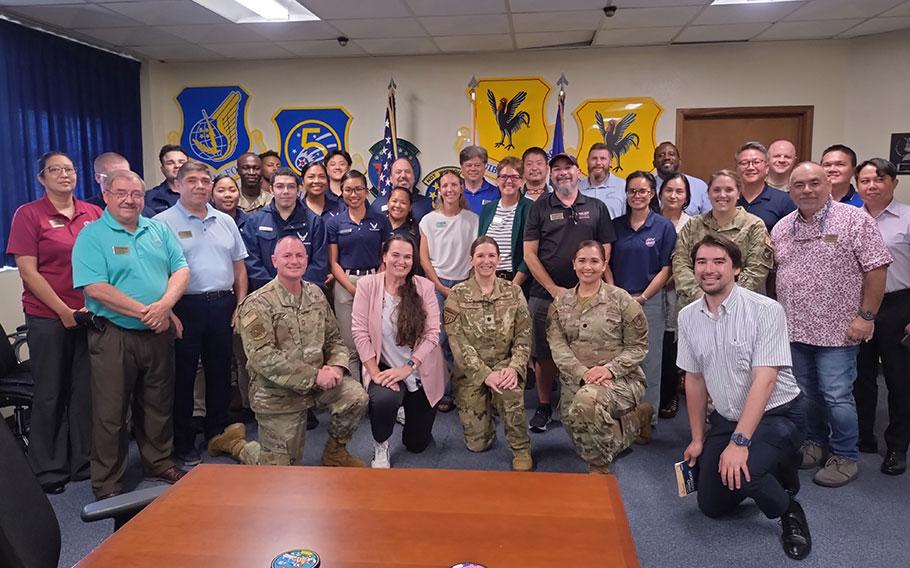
7, 133, 909, 562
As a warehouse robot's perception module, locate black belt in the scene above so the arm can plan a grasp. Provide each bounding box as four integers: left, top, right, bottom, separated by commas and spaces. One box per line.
883, 288, 910, 302
183, 290, 234, 301
345, 268, 377, 276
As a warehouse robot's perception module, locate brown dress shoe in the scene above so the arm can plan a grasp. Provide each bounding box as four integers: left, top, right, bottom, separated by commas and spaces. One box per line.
148, 466, 187, 484
94, 490, 123, 501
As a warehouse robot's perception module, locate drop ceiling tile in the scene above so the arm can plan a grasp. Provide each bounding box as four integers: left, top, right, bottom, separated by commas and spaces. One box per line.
515, 30, 593, 49
418, 14, 509, 35
241, 20, 342, 42
131, 43, 224, 61
613, 0, 710, 6
512, 10, 604, 32
593, 26, 682, 46
693, 2, 804, 25
72, 25, 187, 46
511, 0, 609, 12
755, 18, 863, 40
786, 0, 904, 21
0, 0, 85, 5
332, 17, 425, 38
158, 23, 267, 43
881, 1, 910, 17
102, 1, 228, 25
406, 0, 506, 17
302, 0, 411, 20
601, 6, 702, 29
278, 39, 367, 57
5, 4, 141, 28
356, 36, 439, 55
674, 22, 769, 42
434, 33, 513, 52
838, 15, 910, 37
203, 41, 295, 59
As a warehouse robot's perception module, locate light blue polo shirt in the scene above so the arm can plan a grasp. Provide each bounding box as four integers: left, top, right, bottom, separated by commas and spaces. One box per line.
154, 201, 247, 293
580, 173, 627, 219
72, 209, 188, 330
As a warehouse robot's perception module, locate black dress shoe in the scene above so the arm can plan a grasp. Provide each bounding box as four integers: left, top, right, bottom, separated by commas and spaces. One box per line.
780, 498, 811, 560
858, 437, 879, 454
95, 490, 123, 501
41, 481, 67, 495
881, 451, 907, 476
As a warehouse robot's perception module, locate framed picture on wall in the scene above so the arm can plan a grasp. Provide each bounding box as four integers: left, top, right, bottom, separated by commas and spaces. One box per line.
890, 133, 910, 175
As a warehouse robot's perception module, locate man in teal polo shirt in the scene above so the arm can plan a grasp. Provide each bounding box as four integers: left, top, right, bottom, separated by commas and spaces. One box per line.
72, 169, 190, 500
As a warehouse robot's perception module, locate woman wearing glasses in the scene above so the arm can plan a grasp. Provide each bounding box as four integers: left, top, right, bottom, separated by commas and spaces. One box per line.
478, 156, 531, 288
608, 171, 677, 443
6, 151, 102, 494
327, 170, 391, 383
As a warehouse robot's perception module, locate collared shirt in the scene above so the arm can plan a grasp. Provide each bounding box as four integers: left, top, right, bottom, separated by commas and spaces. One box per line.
72, 210, 187, 330
609, 211, 677, 295
7, 195, 102, 318
521, 183, 550, 202
523, 190, 617, 298
772, 199, 893, 347
369, 189, 434, 223
237, 190, 273, 213
737, 183, 796, 231
154, 201, 247, 293
677, 285, 801, 422
839, 184, 864, 208
865, 199, 910, 293
144, 181, 180, 216
302, 191, 345, 219
655, 172, 711, 216
463, 179, 500, 216
326, 208, 391, 271
579, 173, 627, 219
390, 218, 421, 251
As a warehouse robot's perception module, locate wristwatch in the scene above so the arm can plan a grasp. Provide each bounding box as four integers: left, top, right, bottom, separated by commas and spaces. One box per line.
730, 432, 752, 447
406, 359, 416, 368
859, 310, 876, 321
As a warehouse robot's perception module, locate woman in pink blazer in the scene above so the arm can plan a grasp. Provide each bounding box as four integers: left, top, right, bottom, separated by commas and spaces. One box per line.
352, 234, 446, 468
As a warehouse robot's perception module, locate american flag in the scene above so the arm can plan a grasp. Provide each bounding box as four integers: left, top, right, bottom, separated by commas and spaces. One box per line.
375, 80, 399, 198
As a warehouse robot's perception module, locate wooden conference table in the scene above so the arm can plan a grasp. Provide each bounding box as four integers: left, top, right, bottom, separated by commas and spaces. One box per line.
76, 464, 639, 567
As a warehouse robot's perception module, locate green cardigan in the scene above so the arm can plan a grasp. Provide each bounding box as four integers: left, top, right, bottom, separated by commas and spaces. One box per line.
478, 197, 532, 274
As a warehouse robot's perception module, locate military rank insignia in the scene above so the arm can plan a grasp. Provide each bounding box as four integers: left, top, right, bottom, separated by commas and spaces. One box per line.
271, 549, 320, 568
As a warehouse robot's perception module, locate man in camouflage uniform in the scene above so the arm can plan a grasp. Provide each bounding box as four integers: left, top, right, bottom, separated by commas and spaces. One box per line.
547, 282, 653, 473
672, 206, 772, 310
234, 236, 367, 466
444, 277, 533, 471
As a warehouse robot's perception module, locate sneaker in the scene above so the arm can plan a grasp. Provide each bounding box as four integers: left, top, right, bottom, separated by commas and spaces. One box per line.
529, 404, 552, 433
799, 441, 825, 470
371, 440, 391, 468
174, 446, 202, 467
813, 455, 858, 487
396, 406, 406, 426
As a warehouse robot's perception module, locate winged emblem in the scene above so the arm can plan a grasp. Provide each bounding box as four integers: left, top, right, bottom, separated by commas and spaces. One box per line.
191, 90, 240, 160
595, 111, 640, 172
487, 89, 531, 150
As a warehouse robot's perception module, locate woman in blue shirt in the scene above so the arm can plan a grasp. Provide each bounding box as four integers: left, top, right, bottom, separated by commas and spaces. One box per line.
608, 171, 677, 442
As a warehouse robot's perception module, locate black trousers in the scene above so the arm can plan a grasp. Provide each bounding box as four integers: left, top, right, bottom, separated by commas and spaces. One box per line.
855, 289, 910, 453
368, 382, 436, 452
697, 396, 804, 520
25, 315, 92, 486
660, 330, 679, 408
172, 293, 234, 450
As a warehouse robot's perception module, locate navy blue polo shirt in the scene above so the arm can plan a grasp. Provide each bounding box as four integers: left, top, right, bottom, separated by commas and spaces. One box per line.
327, 209, 391, 271
737, 184, 796, 231
609, 211, 677, 295
464, 179, 500, 216
302, 191, 346, 219
144, 181, 180, 215
370, 189, 434, 223
840, 185, 864, 207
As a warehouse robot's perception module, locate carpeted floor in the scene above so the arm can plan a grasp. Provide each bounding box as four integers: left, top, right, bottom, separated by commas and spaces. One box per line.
50, 383, 910, 568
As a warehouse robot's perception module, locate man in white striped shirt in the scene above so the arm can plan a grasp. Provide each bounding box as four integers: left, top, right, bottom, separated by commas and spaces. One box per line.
677, 234, 810, 561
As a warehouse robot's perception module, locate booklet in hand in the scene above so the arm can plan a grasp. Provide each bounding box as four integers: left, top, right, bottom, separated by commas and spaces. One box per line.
675, 460, 699, 497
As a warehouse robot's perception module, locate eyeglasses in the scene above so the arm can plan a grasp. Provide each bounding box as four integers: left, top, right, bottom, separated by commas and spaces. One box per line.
342, 186, 367, 195
737, 159, 765, 168
497, 174, 521, 182
43, 166, 76, 177
628, 188, 652, 197
104, 190, 144, 201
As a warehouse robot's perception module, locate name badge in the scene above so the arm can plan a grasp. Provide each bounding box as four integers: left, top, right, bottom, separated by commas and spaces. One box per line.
436, 221, 448, 228
48, 219, 65, 229
178, 230, 193, 239
492, 216, 504, 224
339, 228, 353, 235
112, 246, 129, 255
381, 204, 388, 212
258, 226, 274, 232
822, 234, 838, 243
549, 212, 564, 221
482, 199, 491, 205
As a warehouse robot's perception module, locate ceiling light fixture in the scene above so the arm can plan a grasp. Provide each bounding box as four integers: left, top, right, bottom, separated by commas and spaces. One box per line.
711, 0, 801, 5
192, 0, 320, 23
236, 0, 288, 20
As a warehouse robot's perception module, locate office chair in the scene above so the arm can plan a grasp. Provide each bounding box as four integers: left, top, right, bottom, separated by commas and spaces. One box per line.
0, 323, 32, 453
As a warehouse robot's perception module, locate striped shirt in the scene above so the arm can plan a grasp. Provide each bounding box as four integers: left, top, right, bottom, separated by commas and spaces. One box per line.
676, 285, 801, 421
485, 202, 517, 271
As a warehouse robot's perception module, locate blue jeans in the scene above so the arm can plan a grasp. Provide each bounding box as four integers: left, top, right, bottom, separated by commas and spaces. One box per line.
436, 277, 463, 398
790, 342, 860, 461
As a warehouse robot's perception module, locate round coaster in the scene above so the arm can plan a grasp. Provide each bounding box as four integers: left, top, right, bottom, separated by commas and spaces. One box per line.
271, 549, 320, 568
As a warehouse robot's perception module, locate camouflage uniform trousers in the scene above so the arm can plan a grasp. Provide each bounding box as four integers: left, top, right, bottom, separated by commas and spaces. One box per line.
454, 373, 530, 453
240, 377, 367, 465
559, 377, 645, 467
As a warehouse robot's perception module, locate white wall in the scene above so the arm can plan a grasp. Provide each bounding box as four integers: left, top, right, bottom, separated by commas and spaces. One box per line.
141, 30, 910, 202
0, 269, 25, 335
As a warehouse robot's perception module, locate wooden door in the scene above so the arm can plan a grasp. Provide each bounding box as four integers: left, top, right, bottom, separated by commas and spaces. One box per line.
675, 106, 813, 183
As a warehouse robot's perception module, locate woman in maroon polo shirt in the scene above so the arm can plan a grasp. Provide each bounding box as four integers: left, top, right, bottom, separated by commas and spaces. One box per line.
7, 151, 103, 494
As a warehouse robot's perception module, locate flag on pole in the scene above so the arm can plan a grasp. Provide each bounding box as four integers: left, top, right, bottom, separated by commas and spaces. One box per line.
375, 78, 399, 198
550, 74, 568, 158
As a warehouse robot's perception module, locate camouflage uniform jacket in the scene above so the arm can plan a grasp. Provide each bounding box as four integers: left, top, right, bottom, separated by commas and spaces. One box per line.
237, 278, 349, 414
238, 190, 273, 213
547, 282, 648, 387
444, 276, 531, 384
671, 206, 772, 310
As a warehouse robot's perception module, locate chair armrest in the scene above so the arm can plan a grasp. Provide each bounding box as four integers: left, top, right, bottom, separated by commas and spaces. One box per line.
81, 485, 169, 523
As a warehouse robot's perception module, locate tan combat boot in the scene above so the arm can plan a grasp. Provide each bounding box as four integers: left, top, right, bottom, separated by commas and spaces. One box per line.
322, 437, 367, 468
634, 403, 655, 445
207, 422, 247, 457
590, 463, 612, 475
511, 450, 534, 472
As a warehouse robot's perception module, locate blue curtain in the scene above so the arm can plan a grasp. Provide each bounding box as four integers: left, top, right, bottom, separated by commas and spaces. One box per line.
0, 18, 142, 265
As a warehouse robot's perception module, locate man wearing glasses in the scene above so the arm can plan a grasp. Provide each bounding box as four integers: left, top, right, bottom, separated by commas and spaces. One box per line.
459, 145, 500, 215
72, 170, 190, 500
579, 143, 627, 219
154, 161, 251, 466
735, 141, 795, 231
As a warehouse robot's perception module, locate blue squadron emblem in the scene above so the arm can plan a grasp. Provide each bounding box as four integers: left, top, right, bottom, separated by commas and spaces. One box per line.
176, 86, 252, 169
273, 107, 352, 175
368, 138, 421, 197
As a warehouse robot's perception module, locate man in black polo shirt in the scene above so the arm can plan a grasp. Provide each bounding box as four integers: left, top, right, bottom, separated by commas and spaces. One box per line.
523, 153, 616, 432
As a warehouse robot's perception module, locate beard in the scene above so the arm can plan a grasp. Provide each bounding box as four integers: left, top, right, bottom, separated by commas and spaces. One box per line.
554, 182, 574, 196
